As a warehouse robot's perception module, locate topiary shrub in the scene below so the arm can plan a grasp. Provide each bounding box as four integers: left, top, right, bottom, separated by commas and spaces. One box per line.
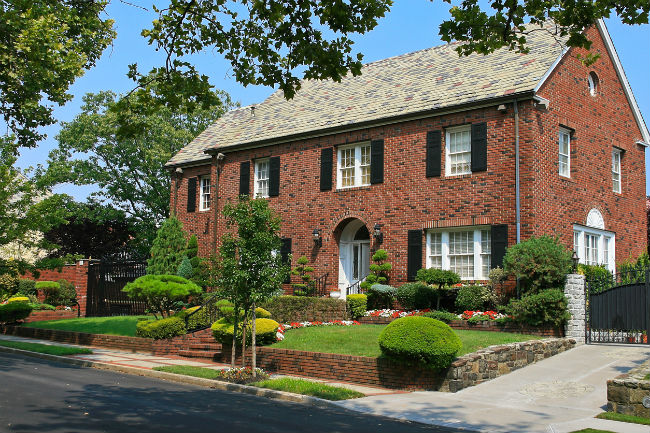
360, 249, 392, 291
396, 282, 434, 310
346, 294, 367, 319
211, 317, 279, 345
455, 285, 492, 312
378, 316, 461, 370
505, 288, 570, 328
420, 310, 458, 324
122, 274, 203, 318
135, 317, 186, 339
366, 284, 397, 309
416, 268, 461, 310
35, 281, 61, 305
0, 301, 33, 323
291, 256, 315, 296
503, 236, 571, 294
17, 279, 37, 296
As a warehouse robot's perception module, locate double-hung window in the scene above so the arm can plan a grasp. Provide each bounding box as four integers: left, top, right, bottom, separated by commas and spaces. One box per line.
199, 176, 211, 211
573, 226, 615, 272
337, 143, 371, 189
446, 126, 471, 176
426, 227, 491, 280
254, 159, 270, 198
559, 128, 571, 177
612, 149, 622, 193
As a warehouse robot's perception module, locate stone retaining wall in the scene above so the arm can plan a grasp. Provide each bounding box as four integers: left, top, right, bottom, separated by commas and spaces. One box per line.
1, 325, 153, 352
222, 338, 576, 391
607, 360, 650, 417
358, 316, 562, 337
24, 310, 78, 322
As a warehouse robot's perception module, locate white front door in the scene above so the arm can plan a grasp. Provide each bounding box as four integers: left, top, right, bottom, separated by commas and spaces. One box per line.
338, 241, 370, 297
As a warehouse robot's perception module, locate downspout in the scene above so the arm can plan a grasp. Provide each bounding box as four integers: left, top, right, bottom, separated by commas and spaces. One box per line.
514, 99, 520, 244
212, 153, 225, 254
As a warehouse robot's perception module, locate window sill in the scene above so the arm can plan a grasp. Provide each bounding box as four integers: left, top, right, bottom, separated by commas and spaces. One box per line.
335, 185, 372, 193
444, 173, 472, 179
199, 208, 211, 212
559, 175, 575, 183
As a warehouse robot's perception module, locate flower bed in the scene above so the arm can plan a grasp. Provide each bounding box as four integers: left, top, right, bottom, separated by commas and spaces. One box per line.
277, 320, 360, 341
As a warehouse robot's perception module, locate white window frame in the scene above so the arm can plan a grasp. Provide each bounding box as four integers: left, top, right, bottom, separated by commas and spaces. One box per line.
336, 142, 371, 189
199, 175, 211, 211
612, 149, 622, 193
254, 158, 270, 198
445, 125, 472, 177
425, 226, 491, 280
559, 128, 571, 178
573, 224, 615, 273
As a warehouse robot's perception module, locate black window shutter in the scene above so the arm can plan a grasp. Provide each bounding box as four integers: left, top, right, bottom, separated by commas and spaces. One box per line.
426, 130, 442, 177
370, 139, 384, 184
320, 148, 333, 191
239, 161, 250, 196
471, 122, 488, 172
280, 238, 292, 283
269, 156, 280, 197
407, 230, 423, 282
490, 224, 508, 269
187, 177, 197, 213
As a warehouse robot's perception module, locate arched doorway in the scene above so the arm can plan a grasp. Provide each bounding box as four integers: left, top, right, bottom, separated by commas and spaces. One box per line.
338, 219, 370, 297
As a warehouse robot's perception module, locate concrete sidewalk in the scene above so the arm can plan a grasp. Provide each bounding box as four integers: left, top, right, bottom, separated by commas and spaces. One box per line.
335, 343, 650, 433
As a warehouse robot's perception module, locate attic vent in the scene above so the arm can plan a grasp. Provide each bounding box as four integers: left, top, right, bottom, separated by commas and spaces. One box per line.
588, 72, 599, 96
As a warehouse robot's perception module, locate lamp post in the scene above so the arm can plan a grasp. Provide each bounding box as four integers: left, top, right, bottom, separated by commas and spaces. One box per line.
571, 251, 579, 273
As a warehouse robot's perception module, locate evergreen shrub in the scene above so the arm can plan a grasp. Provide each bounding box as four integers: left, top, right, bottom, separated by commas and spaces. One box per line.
211, 317, 279, 345
396, 282, 434, 310
346, 294, 367, 319
378, 316, 461, 370
455, 285, 492, 312
122, 274, 202, 318
505, 289, 570, 328
135, 317, 186, 339
420, 310, 458, 323
0, 302, 33, 323
366, 284, 396, 309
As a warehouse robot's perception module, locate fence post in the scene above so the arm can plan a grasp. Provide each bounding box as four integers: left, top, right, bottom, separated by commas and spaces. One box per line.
564, 273, 586, 344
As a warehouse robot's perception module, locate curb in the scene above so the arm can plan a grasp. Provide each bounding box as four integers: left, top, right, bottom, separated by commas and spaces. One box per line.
0, 346, 335, 409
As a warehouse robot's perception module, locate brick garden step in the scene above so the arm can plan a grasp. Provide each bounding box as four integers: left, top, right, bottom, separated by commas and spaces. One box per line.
188, 343, 221, 351
177, 349, 222, 360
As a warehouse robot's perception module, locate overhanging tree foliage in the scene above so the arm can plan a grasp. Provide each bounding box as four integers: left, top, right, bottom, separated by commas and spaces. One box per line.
214, 197, 289, 373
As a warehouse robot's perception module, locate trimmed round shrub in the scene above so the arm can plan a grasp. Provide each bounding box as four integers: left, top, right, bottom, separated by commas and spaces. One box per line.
212, 317, 280, 345
378, 316, 461, 370
0, 301, 33, 323
122, 274, 203, 318
135, 317, 186, 339
35, 281, 60, 305
346, 294, 367, 319
455, 285, 492, 312
366, 284, 396, 309
420, 310, 458, 324
396, 282, 434, 310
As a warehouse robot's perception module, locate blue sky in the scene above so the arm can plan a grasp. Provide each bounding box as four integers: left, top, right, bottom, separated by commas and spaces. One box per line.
16, 2, 650, 198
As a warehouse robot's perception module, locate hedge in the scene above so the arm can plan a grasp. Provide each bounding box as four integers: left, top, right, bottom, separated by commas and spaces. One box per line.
211, 317, 279, 345
135, 317, 186, 339
346, 294, 367, 319
262, 296, 346, 323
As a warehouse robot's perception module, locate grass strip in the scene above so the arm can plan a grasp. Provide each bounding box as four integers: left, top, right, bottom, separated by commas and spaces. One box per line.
0, 340, 92, 356
596, 411, 650, 425
568, 429, 616, 433
153, 365, 223, 379
23, 316, 150, 337
250, 378, 365, 400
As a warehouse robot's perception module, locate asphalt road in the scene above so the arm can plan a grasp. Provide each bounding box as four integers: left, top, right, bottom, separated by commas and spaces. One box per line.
0, 352, 463, 433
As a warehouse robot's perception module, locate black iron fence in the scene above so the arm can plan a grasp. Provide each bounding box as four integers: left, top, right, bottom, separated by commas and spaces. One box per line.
586, 268, 649, 344
86, 260, 147, 317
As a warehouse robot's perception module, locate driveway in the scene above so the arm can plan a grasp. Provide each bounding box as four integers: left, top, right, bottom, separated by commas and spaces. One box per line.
335, 343, 650, 433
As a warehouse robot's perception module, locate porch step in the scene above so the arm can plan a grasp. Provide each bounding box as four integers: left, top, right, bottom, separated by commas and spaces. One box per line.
188, 343, 221, 351
177, 349, 222, 360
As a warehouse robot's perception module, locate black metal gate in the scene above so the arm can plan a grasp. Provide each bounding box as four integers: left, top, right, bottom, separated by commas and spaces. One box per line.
86, 260, 147, 316
586, 268, 650, 344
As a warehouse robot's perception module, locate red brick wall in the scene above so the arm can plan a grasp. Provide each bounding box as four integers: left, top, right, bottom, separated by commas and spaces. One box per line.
24, 310, 78, 322
531, 25, 647, 261
22, 260, 90, 317
172, 27, 646, 285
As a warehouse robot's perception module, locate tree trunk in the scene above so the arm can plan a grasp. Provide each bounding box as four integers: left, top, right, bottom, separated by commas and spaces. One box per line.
241, 320, 247, 368
251, 301, 257, 377
231, 305, 239, 368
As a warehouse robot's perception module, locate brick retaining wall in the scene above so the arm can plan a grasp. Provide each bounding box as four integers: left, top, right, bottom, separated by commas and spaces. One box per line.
358, 317, 563, 337
24, 310, 78, 323
151, 328, 213, 355
1, 325, 153, 352
222, 337, 576, 391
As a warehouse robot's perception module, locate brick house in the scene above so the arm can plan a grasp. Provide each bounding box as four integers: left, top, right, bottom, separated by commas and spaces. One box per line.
166, 20, 649, 297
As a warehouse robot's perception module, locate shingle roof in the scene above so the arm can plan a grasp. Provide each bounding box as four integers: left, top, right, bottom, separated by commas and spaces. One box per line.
167, 24, 566, 167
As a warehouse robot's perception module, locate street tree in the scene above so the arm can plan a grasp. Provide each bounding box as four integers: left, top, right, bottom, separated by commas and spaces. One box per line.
215, 197, 289, 374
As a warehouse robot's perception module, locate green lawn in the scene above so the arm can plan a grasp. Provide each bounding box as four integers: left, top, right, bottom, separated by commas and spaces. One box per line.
0, 340, 93, 355
568, 429, 615, 433
251, 378, 365, 400
154, 365, 223, 379
272, 324, 543, 357
23, 316, 150, 337
596, 412, 650, 425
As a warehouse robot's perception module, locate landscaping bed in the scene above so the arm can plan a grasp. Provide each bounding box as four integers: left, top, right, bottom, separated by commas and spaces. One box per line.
24, 309, 79, 323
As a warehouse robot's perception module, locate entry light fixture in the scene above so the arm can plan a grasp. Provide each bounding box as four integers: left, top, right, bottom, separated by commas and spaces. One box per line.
312, 228, 322, 248
571, 251, 579, 272
497, 104, 507, 113
373, 223, 383, 245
